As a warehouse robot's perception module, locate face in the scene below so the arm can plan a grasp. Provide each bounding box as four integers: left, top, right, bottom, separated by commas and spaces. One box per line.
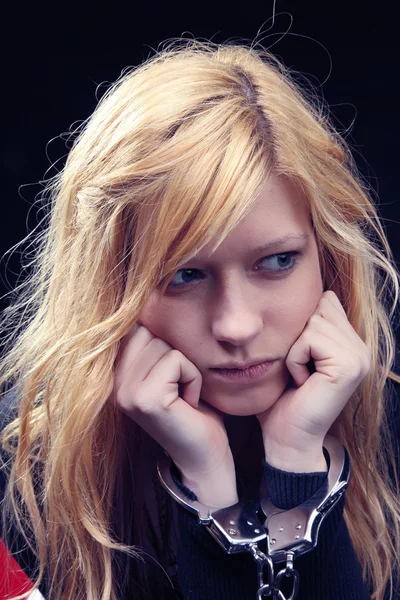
139, 174, 324, 416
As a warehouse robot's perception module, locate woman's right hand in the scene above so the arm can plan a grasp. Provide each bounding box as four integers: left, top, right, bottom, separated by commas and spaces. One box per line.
112, 323, 238, 507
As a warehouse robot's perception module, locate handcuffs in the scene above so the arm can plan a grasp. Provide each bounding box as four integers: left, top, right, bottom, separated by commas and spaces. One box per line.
157, 434, 350, 600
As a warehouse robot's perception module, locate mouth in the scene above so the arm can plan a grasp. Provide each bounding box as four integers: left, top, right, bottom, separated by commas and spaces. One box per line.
211, 358, 277, 370
209, 360, 277, 382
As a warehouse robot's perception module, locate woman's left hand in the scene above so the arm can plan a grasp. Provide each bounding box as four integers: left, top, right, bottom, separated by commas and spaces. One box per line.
256, 290, 371, 472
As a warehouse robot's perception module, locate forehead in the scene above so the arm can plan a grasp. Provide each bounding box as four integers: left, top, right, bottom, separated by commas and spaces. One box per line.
193, 175, 311, 261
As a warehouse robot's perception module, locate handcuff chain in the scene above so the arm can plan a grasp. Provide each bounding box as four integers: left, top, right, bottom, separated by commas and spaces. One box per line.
249, 546, 298, 600
272, 552, 299, 600
249, 543, 273, 597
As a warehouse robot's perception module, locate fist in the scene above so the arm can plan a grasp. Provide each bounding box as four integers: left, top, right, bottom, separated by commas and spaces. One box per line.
112, 324, 238, 506
257, 291, 371, 469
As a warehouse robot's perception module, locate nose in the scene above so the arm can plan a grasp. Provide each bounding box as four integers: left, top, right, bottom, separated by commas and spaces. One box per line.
210, 277, 263, 346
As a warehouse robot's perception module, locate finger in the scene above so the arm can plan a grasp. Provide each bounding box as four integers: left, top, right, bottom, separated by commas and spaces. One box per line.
310, 296, 360, 340
316, 291, 349, 323
286, 329, 344, 388
306, 313, 361, 348
116, 324, 155, 372
146, 350, 202, 409
286, 342, 312, 388
126, 337, 173, 381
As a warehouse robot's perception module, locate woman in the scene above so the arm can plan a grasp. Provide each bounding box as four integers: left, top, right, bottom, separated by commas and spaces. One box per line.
0, 39, 399, 600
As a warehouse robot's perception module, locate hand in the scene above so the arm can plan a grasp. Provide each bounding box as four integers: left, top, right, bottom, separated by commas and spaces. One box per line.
256, 291, 371, 472
112, 324, 238, 506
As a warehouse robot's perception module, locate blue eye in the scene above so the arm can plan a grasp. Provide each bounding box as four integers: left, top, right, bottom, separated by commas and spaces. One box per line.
167, 251, 300, 290
168, 269, 205, 287
256, 251, 300, 273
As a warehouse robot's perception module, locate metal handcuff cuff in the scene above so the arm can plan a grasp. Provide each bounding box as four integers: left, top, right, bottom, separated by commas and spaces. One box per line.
157, 434, 350, 600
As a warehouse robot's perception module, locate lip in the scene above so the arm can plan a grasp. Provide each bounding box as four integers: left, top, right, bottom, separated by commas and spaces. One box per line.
211, 358, 276, 370
209, 359, 277, 382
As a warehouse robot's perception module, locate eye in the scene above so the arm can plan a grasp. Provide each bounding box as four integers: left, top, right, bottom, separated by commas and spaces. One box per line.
166, 251, 301, 291
255, 251, 301, 274
168, 268, 205, 288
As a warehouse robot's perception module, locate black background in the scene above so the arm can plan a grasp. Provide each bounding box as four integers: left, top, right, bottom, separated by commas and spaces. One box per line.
1, 1, 399, 318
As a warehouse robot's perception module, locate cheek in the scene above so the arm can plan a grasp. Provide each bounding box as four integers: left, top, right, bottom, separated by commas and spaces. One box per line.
275, 266, 323, 342
139, 293, 171, 339
139, 293, 197, 351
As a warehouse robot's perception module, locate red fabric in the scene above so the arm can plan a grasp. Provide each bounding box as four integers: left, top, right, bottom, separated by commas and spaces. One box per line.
0, 537, 33, 599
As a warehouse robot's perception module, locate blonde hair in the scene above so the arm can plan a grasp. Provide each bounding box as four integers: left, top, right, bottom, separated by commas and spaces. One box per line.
1, 38, 399, 600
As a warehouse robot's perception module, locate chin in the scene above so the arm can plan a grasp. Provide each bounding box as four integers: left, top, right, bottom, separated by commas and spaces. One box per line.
199, 369, 291, 416
200, 385, 284, 417
210, 400, 277, 417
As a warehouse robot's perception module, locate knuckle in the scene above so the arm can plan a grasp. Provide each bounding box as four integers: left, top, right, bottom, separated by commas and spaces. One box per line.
285, 343, 298, 361
150, 337, 171, 352
357, 344, 372, 375
132, 383, 155, 414
347, 356, 368, 380
318, 296, 330, 308
308, 313, 321, 326
351, 363, 364, 379
322, 290, 337, 301
166, 348, 182, 362
318, 298, 332, 314
117, 381, 150, 415
362, 351, 372, 375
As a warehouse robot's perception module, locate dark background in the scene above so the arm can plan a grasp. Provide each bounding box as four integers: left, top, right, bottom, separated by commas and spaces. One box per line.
1, 1, 399, 325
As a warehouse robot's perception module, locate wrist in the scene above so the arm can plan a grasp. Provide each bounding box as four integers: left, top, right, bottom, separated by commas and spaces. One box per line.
181, 475, 239, 508
264, 440, 327, 473
179, 457, 239, 508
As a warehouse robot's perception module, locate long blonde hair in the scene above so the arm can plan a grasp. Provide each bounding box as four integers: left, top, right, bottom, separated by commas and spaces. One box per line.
1, 38, 399, 600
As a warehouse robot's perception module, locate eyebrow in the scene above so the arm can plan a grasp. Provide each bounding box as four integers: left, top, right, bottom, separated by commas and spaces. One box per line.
252, 232, 310, 254
184, 232, 311, 265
